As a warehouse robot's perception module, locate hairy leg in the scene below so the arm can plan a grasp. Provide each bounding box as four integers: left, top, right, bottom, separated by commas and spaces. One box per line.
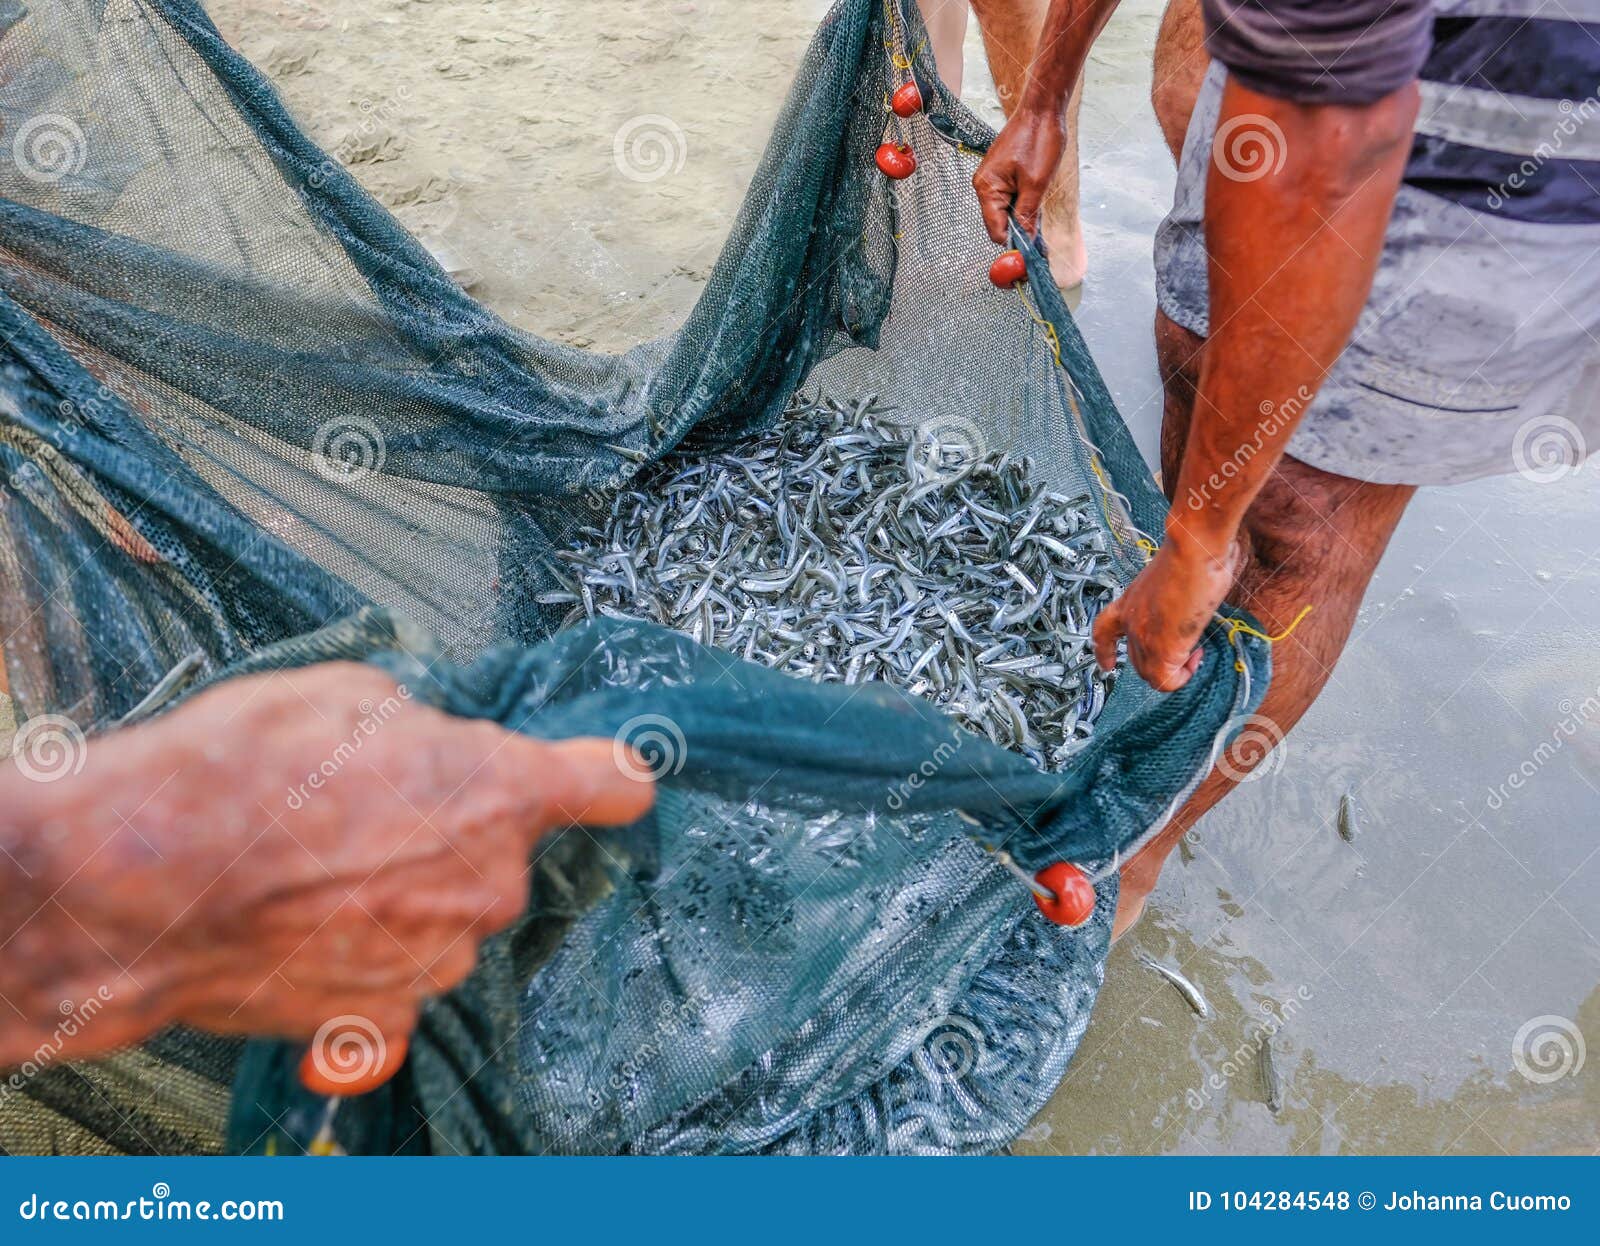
1151, 0, 1208, 163
968, 0, 1087, 286
1112, 312, 1416, 939
919, 0, 970, 95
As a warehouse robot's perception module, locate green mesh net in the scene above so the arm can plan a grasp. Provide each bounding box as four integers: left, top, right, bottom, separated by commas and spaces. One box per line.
0, 0, 1267, 1155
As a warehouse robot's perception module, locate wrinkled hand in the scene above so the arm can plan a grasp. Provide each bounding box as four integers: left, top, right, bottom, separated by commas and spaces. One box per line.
973, 106, 1066, 245
1093, 533, 1242, 692
0, 663, 653, 1072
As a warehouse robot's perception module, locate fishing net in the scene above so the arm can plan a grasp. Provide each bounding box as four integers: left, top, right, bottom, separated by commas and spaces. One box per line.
0, 0, 1268, 1155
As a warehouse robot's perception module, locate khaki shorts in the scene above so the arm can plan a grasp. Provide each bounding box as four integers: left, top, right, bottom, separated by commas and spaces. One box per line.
1154, 64, 1600, 487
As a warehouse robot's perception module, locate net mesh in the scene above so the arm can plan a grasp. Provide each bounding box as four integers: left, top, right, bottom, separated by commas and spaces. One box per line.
0, 0, 1268, 1154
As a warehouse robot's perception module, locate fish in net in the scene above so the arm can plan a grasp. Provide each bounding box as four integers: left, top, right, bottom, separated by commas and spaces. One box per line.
556, 393, 1120, 771
0, 0, 1270, 1155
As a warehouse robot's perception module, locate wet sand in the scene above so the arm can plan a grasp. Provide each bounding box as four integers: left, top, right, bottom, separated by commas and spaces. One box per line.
211, 0, 1598, 1154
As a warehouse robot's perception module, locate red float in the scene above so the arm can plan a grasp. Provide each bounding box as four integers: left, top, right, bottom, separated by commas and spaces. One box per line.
874, 141, 917, 180
890, 81, 923, 118
1032, 861, 1095, 927
988, 248, 1027, 289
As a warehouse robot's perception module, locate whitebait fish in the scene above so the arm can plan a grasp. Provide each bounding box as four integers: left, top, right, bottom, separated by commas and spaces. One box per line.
1337, 791, 1357, 842
557, 394, 1121, 771
1259, 1037, 1284, 1114
1135, 952, 1210, 1019
114, 650, 207, 727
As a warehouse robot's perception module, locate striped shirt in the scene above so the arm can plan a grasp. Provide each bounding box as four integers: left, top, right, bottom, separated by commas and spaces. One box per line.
1203, 0, 1600, 223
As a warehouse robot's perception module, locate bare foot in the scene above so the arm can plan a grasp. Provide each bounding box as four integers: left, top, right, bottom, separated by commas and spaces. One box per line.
1110, 834, 1170, 942
1110, 877, 1148, 942
1040, 211, 1087, 289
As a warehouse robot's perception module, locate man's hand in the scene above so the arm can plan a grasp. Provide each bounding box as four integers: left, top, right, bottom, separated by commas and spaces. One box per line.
1093, 530, 1241, 691
973, 107, 1066, 245
971, 0, 1121, 245
0, 663, 653, 1072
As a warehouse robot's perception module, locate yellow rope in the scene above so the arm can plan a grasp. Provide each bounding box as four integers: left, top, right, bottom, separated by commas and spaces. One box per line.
998, 209, 1313, 681
1224, 603, 1313, 647
1221, 604, 1314, 671
1084, 447, 1146, 556
1016, 285, 1063, 368
1019, 287, 1165, 565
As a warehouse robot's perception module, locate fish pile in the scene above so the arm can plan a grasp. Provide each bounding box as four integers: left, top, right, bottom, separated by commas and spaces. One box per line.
550, 394, 1122, 771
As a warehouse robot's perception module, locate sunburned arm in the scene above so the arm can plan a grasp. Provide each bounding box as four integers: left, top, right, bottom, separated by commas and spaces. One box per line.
0, 665, 651, 1070
1168, 76, 1418, 560
973, 0, 1120, 242
1093, 77, 1418, 690
1016, 0, 1120, 117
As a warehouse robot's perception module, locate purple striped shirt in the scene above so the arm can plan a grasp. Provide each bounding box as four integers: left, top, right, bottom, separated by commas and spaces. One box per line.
1202, 0, 1435, 104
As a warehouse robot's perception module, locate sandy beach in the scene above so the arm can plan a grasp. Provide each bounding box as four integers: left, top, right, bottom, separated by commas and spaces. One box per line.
209, 0, 838, 350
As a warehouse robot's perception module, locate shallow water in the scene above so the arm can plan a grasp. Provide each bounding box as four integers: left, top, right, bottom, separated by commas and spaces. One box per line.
218, 0, 1598, 1153
1009, 3, 1599, 1156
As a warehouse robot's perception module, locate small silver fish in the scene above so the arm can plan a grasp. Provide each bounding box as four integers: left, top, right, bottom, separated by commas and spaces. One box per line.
1337, 791, 1357, 842
114, 650, 207, 727
1136, 952, 1210, 1018
1259, 1038, 1284, 1114
560, 393, 1122, 771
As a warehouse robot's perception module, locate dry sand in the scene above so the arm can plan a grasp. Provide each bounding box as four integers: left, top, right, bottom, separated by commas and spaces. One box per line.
210, 0, 840, 349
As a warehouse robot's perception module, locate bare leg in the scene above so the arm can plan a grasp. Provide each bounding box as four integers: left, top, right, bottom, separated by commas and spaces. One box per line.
1111, 312, 1416, 940
1151, 0, 1208, 163
919, 0, 970, 96
968, 0, 1086, 287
